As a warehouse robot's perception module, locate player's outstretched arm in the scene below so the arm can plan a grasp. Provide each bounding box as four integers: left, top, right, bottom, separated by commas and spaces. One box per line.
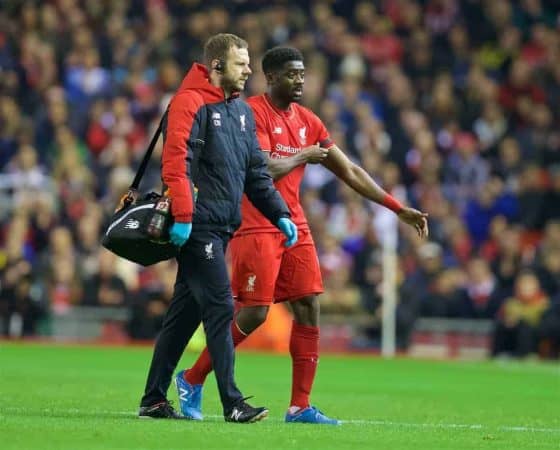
267, 145, 329, 180
321, 146, 429, 238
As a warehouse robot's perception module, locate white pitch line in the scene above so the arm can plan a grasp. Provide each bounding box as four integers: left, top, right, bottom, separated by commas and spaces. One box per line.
202, 414, 559, 433
2, 408, 559, 434
501, 426, 560, 433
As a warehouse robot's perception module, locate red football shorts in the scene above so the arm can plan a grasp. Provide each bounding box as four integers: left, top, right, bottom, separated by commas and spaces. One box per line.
230, 230, 324, 306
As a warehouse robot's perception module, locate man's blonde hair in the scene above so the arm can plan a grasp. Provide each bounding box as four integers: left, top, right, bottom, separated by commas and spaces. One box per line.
203, 33, 248, 67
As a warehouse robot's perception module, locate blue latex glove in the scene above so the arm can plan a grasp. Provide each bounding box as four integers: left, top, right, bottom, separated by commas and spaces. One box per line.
169, 222, 192, 247
277, 217, 298, 247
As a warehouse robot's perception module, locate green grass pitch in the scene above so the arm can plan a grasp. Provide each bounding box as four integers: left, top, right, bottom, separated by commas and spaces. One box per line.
0, 343, 558, 450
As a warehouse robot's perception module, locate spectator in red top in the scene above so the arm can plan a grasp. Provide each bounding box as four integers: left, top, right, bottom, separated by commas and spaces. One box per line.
498, 58, 546, 126
360, 15, 404, 69
520, 24, 551, 68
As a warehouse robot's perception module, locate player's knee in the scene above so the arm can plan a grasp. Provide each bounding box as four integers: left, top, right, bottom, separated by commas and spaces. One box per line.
297, 295, 319, 313
293, 295, 319, 326
236, 305, 269, 333
249, 306, 269, 329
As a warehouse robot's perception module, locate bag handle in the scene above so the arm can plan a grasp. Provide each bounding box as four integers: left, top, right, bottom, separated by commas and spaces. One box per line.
130, 114, 165, 192
122, 104, 208, 207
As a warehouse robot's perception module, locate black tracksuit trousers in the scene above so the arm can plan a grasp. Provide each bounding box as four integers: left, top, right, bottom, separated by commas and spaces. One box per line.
140, 230, 243, 413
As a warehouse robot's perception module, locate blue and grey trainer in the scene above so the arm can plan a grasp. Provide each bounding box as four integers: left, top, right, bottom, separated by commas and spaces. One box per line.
174, 370, 203, 420
285, 406, 340, 425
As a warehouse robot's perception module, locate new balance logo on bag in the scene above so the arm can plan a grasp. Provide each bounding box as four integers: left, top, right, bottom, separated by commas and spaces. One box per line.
124, 219, 140, 230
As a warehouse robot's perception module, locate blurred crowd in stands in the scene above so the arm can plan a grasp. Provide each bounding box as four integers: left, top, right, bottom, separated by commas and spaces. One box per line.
1, 0, 559, 359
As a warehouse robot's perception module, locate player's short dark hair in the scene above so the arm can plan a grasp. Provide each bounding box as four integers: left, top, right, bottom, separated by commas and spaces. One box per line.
203, 33, 248, 66
261, 47, 304, 74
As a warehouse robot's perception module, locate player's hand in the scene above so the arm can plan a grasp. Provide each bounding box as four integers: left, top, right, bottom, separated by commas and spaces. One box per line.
302, 145, 329, 164
169, 222, 192, 247
397, 207, 429, 239
277, 217, 298, 247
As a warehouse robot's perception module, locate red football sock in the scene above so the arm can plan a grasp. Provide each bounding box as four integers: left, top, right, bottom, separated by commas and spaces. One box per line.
185, 320, 248, 385
289, 321, 319, 410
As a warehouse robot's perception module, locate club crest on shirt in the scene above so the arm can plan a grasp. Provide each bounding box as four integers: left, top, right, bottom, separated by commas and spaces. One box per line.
299, 126, 307, 144
240, 114, 246, 132
246, 274, 256, 292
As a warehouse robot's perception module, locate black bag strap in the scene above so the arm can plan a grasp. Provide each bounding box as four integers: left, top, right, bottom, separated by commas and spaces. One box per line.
128, 104, 208, 193
130, 115, 165, 191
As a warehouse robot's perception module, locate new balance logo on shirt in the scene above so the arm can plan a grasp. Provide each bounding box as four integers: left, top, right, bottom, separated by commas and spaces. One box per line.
273, 126, 282, 134
212, 112, 221, 127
